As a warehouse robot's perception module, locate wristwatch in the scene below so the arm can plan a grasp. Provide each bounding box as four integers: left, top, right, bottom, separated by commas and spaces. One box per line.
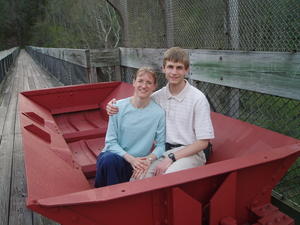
147, 157, 153, 163
168, 153, 176, 162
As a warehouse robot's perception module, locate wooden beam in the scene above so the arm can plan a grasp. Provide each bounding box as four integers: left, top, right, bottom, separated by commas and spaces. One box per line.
120, 47, 164, 72
190, 49, 300, 100
120, 48, 300, 100
29, 46, 88, 67
28, 47, 120, 68
0, 47, 19, 61
89, 49, 120, 67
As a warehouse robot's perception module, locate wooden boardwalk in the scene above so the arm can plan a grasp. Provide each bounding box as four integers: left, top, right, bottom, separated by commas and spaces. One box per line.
0, 50, 61, 225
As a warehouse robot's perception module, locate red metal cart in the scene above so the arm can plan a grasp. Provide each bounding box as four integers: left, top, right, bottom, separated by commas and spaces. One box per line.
19, 82, 300, 225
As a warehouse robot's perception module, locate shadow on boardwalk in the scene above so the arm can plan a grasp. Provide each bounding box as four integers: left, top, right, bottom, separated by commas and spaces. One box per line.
0, 50, 61, 225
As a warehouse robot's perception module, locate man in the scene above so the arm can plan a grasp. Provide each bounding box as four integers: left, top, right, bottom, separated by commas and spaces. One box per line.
107, 47, 214, 177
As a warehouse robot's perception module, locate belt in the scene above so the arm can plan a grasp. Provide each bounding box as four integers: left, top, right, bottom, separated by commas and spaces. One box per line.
165, 142, 213, 160
165, 143, 183, 151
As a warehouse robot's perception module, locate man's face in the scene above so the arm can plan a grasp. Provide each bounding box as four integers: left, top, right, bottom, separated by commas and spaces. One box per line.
163, 61, 189, 85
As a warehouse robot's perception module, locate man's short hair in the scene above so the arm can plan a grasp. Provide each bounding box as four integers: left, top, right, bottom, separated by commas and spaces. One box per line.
163, 47, 189, 69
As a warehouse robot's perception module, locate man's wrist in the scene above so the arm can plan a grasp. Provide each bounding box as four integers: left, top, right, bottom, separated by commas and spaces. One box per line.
168, 153, 176, 162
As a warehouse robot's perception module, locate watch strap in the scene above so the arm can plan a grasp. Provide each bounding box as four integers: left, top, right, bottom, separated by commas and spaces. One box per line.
168, 153, 176, 162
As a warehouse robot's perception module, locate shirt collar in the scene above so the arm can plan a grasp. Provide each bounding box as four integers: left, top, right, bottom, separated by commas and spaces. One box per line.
166, 80, 190, 102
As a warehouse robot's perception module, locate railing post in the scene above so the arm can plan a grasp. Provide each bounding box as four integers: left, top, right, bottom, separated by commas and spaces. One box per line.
86, 49, 98, 83
165, 0, 175, 48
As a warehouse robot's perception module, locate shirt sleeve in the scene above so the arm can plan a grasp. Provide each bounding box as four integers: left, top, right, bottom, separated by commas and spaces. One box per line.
194, 96, 215, 140
151, 90, 161, 105
104, 114, 127, 157
151, 111, 166, 158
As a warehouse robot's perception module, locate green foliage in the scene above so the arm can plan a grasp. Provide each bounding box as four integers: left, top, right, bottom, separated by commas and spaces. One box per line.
238, 91, 300, 139
29, 0, 121, 49
0, 0, 121, 49
0, 0, 46, 49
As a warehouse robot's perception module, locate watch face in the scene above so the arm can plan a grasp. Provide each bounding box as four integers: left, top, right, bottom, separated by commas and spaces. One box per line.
168, 153, 176, 162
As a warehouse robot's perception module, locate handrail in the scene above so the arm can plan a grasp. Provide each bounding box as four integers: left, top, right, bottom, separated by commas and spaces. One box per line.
0, 47, 20, 84
26, 46, 121, 85
0, 47, 19, 61
26, 46, 300, 101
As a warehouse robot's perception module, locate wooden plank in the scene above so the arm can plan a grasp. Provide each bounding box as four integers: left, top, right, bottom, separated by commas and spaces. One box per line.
120, 48, 300, 100
0, 134, 14, 225
27, 75, 37, 90
28, 62, 48, 89
0, 60, 18, 225
89, 49, 120, 67
29, 46, 88, 67
0, 47, 19, 61
9, 131, 33, 225
120, 47, 165, 72
9, 61, 33, 225
0, 50, 21, 225
63, 49, 88, 67
28, 47, 121, 68
190, 50, 300, 100
33, 213, 60, 225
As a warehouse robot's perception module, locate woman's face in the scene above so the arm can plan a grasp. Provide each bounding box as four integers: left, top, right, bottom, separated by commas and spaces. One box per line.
133, 72, 156, 99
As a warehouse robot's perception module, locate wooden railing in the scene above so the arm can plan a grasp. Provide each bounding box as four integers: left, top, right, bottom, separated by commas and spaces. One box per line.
120, 48, 300, 101
26, 46, 120, 85
0, 47, 20, 84
26, 46, 300, 101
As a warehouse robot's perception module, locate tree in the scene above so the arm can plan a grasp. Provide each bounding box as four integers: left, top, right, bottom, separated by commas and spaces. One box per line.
29, 0, 121, 49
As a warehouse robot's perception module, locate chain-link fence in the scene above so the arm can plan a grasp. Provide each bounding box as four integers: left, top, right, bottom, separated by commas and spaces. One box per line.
109, 0, 300, 51
108, 0, 300, 211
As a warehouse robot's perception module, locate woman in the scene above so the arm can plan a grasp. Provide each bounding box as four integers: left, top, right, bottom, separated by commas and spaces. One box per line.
95, 67, 166, 187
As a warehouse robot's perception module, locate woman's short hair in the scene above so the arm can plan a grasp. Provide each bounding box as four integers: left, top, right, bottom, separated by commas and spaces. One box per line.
134, 67, 157, 84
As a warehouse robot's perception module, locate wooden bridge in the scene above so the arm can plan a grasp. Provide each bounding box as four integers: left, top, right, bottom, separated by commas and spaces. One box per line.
0, 46, 299, 225
0, 50, 60, 225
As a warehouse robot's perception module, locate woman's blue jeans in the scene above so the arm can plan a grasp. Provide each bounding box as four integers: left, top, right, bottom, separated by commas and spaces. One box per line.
94, 152, 133, 188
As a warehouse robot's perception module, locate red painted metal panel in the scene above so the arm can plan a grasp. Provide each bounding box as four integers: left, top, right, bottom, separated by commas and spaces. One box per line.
19, 82, 300, 225
171, 187, 202, 225
210, 113, 298, 163
210, 172, 237, 225
251, 203, 295, 225
24, 124, 51, 143
21, 81, 122, 114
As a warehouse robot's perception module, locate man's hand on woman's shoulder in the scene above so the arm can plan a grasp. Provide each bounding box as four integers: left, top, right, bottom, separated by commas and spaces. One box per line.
106, 98, 119, 116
